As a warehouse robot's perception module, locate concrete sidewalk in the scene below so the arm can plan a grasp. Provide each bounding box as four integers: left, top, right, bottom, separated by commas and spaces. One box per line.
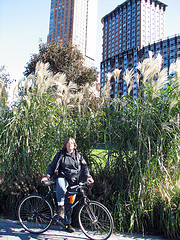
0, 218, 169, 240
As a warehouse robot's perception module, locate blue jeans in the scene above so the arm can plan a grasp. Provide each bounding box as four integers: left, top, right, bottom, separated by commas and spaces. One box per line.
56, 177, 76, 225
56, 177, 69, 206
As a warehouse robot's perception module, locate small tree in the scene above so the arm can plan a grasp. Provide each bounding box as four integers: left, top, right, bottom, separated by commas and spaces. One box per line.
24, 42, 98, 87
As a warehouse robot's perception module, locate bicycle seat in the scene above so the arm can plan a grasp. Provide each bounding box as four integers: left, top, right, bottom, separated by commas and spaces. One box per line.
42, 180, 56, 186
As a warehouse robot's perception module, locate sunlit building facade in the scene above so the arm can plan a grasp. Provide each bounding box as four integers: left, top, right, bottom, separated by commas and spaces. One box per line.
100, 0, 180, 98
47, 0, 98, 67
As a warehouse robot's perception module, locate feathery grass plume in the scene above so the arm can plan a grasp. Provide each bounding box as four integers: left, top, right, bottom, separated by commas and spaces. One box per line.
12, 83, 18, 99
155, 67, 168, 90
134, 72, 140, 88
123, 68, 134, 95
89, 83, 100, 98
21, 61, 70, 100
75, 83, 88, 104
63, 81, 78, 104
106, 72, 113, 82
169, 61, 176, 75
0, 82, 4, 95
27, 73, 34, 82
3, 86, 9, 100
151, 68, 168, 99
73, 83, 97, 115
112, 68, 121, 83
53, 73, 67, 89
169, 99, 179, 112
53, 73, 67, 102
169, 58, 180, 75
136, 51, 153, 83
25, 79, 31, 93
17, 79, 23, 89
73, 92, 83, 114
0, 83, 8, 110
54, 74, 77, 99
81, 83, 89, 98
137, 52, 163, 85
75, 90, 84, 104
34, 64, 42, 91
53, 73, 79, 119
101, 72, 111, 100
25, 94, 31, 109
148, 53, 162, 80
33, 61, 54, 95
73, 83, 90, 115
67, 81, 78, 94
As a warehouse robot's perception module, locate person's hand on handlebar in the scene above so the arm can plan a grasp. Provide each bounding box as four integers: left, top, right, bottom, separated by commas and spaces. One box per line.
41, 176, 50, 183
87, 176, 94, 184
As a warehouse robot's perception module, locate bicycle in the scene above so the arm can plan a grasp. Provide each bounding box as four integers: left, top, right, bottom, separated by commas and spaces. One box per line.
18, 180, 114, 240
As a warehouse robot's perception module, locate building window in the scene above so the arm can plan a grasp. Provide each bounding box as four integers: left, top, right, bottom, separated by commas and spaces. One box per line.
163, 60, 168, 67
163, 42, 168, 48
163, 48, 167, 54
156, 44, 161, 50
177, 50, 180, 57
156, 49, 161, 54
163, 54, 168, 59
170, 52, 175, 58
170, 46, 175, 52
177, 38, 180, 44
170, 39, 175, 46
170, 58, 175, 64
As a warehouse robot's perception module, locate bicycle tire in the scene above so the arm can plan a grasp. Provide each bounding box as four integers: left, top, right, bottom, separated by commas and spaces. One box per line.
78, 200, 114, 240
18, 194, 53, 234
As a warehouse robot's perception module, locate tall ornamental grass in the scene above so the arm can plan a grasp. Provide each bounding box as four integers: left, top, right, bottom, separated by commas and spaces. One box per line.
0, 54, 179, 239
0, 61, 100, 217
96, 53, 180, 238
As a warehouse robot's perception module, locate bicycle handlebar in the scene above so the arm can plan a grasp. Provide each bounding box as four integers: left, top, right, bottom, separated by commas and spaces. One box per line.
42, 180, 56, 186
42, 179, 93, 188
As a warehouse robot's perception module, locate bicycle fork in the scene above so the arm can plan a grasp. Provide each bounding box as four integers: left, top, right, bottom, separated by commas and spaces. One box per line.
85, 203, 98, 224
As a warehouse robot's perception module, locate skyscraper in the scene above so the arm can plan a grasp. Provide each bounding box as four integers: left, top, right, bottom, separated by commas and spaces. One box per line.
101, 0, 167, 60
100, 0, 180, 98
47, 0, 98, 67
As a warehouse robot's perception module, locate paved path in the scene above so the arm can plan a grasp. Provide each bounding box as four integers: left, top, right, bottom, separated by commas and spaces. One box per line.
0, 218, 170, 240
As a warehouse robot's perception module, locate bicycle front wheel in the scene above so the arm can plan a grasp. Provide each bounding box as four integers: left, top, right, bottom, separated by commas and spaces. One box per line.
18, 194, 53, 234
79, 201, 114, 240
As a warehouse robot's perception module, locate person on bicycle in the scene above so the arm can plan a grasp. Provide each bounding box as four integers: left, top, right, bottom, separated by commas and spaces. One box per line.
41, 137, 94, 233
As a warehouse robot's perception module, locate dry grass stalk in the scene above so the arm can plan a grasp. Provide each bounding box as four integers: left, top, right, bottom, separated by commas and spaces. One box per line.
112, 68, 121, 82
137, 52, 162, 85
123, 68, 134, 95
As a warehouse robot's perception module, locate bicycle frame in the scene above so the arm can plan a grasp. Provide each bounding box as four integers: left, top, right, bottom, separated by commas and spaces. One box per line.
43, 183, 88, 217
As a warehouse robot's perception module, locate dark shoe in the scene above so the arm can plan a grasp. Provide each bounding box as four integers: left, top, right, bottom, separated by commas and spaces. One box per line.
58, 206, 64, 220
65, 224, 75, 233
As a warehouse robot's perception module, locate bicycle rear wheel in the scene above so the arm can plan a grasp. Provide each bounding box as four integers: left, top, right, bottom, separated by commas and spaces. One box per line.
79, 201, 114, 240
18, 194, 53, 233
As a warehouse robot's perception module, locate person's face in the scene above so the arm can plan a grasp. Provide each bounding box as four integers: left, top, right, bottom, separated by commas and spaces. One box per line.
66, 139, 75, 153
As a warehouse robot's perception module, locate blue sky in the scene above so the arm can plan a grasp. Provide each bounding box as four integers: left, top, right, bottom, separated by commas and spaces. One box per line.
0, 0, 180, 81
